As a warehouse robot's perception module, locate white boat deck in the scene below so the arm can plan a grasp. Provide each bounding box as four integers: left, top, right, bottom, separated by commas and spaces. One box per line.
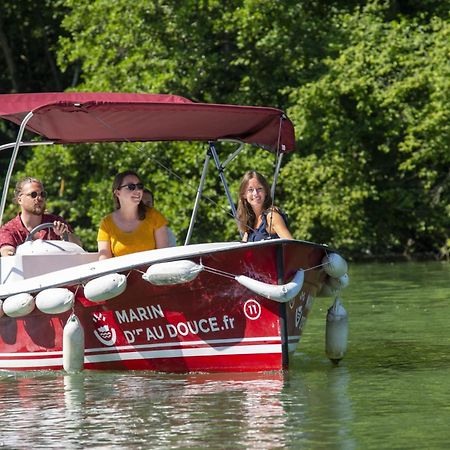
0, 240, 253, 297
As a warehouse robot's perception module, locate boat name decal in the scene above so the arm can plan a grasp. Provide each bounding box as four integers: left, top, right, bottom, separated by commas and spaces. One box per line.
295, 305, 303, 328
123, 315, 236, 344
115, 305, 165, 324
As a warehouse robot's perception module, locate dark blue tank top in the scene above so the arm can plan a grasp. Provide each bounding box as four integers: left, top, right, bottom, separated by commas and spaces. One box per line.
247, 210, 287, 242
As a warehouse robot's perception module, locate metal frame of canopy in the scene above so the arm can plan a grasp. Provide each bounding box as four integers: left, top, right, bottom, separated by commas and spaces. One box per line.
0, 93, 295, 243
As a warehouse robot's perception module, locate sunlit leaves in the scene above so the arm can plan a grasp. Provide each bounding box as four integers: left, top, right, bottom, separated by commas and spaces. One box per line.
3, 0, 448, 257
285, 4, 449, 256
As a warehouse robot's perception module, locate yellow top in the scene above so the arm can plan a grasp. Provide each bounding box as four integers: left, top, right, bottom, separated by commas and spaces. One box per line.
97, 208, 168, 257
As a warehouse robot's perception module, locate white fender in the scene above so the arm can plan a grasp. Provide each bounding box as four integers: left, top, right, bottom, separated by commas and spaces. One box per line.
84, 273, 127, 302
317, 273, 350, 297
0, 300, 3, 318
322, 253, 348, 278
3, 293, 35, 317
328, 273, 350, 290
317, 282, 339, 298
325, 297, 348, 362
35, 288, 75, 314
63, 314, 85, 372
235, 270, 305, 303
143, 260, 203, 285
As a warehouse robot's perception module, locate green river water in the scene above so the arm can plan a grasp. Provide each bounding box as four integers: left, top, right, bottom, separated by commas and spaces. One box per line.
0, 261, 448, 449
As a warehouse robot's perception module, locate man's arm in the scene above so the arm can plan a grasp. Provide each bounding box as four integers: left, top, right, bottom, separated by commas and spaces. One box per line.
67, 232, 82, 247
53, 220, 82, 247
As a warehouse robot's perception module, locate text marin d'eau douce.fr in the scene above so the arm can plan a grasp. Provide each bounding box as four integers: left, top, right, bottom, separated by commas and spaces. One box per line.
115, 305, 236, 343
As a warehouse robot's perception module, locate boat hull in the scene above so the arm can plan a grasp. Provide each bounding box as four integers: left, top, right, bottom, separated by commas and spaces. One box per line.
0, 240, 327, 372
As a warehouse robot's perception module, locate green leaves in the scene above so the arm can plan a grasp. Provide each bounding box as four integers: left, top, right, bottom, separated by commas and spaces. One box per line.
284, 5, 449, 257
2, 0, 448, 258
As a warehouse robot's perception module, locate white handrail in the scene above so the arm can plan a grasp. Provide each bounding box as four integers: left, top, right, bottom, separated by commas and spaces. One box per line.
0, 112, 34, 225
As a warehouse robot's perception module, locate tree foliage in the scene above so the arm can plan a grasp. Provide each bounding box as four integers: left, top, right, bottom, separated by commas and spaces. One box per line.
0, 0, 71, 93
1, 0, 448, 258
284, 4, 449, 257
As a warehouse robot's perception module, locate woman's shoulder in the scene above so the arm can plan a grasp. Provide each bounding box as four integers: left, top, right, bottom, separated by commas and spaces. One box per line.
99, 213, 114, 226
264, 206, 288, 223
264, 206, 283, 217
145, 207, 168, 222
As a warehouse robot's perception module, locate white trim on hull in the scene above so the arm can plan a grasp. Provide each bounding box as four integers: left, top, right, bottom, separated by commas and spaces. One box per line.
0, 336, 286, 369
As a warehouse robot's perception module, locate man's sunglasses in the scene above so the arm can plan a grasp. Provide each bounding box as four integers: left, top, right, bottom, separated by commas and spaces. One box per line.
23, 191, 47, 199
118, 183, 144, 191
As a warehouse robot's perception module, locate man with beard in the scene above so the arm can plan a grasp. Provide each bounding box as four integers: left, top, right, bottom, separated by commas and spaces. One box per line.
0, 177, 81, 256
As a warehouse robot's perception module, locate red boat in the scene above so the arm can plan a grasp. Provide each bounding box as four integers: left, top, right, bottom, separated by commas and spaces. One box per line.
0, 93, 348, 372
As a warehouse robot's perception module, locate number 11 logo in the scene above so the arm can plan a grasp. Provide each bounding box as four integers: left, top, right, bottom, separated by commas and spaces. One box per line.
243, 299, 261, 320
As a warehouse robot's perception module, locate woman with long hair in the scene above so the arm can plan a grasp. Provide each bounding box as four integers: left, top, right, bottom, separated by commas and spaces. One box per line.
236, 170, 293, 242
97, 170, 169, 259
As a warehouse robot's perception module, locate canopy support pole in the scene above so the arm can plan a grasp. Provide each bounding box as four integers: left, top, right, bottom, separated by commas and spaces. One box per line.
209, 142, 242, 237
271, 152, 284, 200
184, 148, 211, 245
0, 112, 34, 225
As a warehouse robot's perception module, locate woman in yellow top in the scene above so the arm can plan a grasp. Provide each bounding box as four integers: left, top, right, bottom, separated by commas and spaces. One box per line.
97, 170, 169, 260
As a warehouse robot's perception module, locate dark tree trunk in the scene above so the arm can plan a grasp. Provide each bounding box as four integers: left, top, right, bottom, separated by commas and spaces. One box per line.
0, 17, 19, 92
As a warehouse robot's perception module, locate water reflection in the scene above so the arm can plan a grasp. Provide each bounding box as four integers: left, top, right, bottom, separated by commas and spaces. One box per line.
61, 371, 291, 449
0, 367, 357, 449
326, 367, 355, 450
282, 361, 356, 449
0, 262, 447, 449
63, 373, 85, 421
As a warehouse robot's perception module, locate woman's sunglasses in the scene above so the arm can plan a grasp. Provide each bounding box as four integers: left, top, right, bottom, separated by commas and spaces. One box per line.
23, 191, 47, 199
118, 183, 144, 191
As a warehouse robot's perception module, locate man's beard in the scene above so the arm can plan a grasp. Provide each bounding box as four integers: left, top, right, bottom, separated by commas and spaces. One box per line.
25, 203, 44, 215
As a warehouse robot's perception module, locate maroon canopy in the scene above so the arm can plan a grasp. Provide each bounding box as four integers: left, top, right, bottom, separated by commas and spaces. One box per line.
0, 92, 295, 153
